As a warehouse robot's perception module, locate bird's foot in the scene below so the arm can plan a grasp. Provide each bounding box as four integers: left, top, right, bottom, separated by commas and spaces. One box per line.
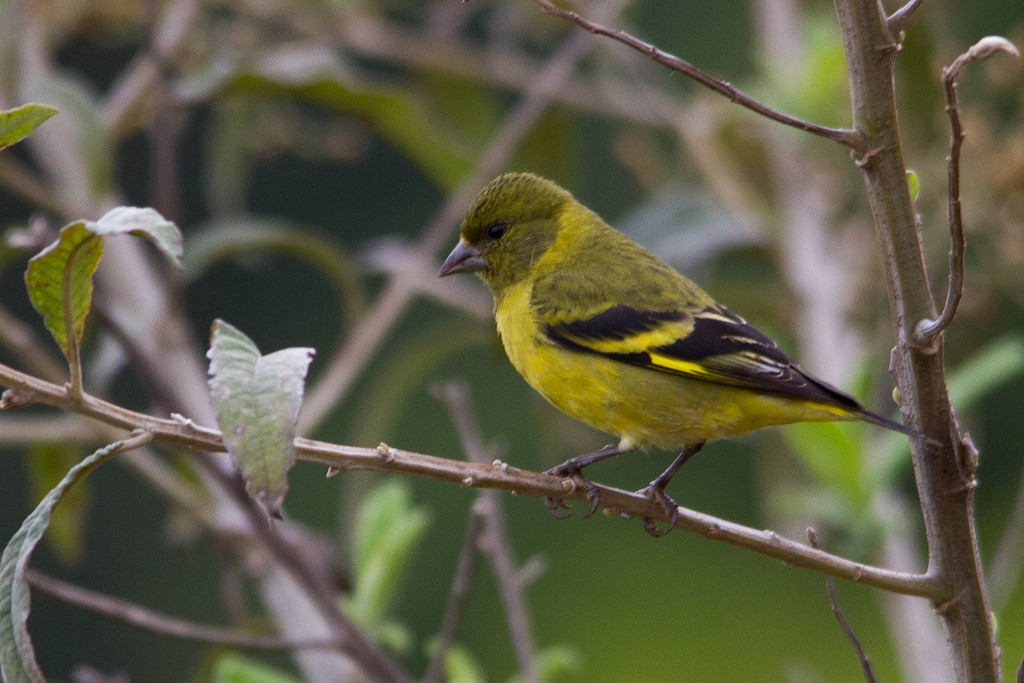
635, 482, 679, 537
543, 463, 601, 519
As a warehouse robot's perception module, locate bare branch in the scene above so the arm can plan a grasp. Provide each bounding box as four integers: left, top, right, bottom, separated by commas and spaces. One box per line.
916, 37, 1020, 344
434, 381, 539, 683
533, 0, 861, 149
0, 361, 945, 601
0, 363, 410, 683
832, 2, 1004, 677
26, 570, 344, 651
421, 511, 484, 683
808, 529, 878, 683
886, 0, 925, 37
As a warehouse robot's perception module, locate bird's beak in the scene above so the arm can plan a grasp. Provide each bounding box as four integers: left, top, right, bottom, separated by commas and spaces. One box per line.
438, 240, 486, 277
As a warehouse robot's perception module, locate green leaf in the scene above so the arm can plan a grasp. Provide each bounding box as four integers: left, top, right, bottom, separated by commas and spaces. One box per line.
906, 170, 920, 201
85, 207, 184, 270
0, 439, 127, 683
0, 103, 58, 151
347, 481, 430, 627
508, 644, 583, 683
436, 644, 486, 683
24, 208, 183, 367
27, 445, 88, 565
211, 653, 300, 683
24, 222, 104, 364
781, 420, 865, 502
207, 320, 315, 518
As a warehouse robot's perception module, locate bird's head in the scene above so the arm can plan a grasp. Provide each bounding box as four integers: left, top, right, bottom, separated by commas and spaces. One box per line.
438, 173, 573, 296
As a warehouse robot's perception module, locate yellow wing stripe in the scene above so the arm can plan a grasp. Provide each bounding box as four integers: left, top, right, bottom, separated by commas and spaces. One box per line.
578, 324, 693, 355
646, 351, 720, 379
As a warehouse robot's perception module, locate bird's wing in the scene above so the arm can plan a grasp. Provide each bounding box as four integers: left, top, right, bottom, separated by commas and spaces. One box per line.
542, 302, 863, 411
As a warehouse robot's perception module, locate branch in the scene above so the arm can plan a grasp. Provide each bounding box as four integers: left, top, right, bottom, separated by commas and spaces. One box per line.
886, 0, 925, 37
0, 361, 945, 601
0, 366, 410, 683
533, 0, 862, 149
25, 570, 344, 651
808, 529, 878, 683
420, 511, 484, 683
434, 382, 539, 683
915, 37, 1020, 344
831, 2, 1003, 678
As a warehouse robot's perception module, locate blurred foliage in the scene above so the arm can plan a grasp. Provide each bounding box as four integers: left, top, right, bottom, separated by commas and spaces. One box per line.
0, 0, 1022, 681
210, 653, 299, 683
343, 480, 430, 653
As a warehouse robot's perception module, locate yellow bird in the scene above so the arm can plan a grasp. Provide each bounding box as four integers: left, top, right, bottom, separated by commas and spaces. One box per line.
439, 172, 917, 534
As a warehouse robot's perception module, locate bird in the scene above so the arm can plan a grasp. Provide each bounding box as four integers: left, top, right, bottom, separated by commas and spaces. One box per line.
438, 172, 919, 535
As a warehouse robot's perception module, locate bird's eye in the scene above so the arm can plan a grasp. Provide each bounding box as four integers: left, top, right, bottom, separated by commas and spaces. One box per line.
487, 222, 508, 240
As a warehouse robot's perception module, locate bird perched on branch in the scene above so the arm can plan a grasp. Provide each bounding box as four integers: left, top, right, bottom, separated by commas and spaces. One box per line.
439, 172, 919, 535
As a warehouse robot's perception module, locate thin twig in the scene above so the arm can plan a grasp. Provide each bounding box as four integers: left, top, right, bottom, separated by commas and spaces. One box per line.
886, 0, 925, 37
0, 360, 946, 600
420, 511, 485, 683
533, 0, 861, 150
291, 9, 683, 129
192, 454, 413, 683
25, 570, 344, 651
915, 36, 1020, 345
434, 381, 540, 683
807, 529, 878, 683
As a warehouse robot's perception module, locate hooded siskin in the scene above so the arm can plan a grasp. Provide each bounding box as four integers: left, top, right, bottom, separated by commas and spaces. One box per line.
439, 172, 914, 453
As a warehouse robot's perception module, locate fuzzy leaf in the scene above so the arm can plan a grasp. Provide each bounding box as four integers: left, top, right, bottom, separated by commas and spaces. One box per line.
24, 222, 104, 363
0, 440, 125, 683
24, 208, 182, 365
0, 103, 58, 151
207, 320, 314, 518
85, 206, 184, 270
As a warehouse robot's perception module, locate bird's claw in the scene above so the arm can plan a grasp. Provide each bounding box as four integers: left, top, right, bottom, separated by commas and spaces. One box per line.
544, 467, 601, 519
636, 484, 679, 537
